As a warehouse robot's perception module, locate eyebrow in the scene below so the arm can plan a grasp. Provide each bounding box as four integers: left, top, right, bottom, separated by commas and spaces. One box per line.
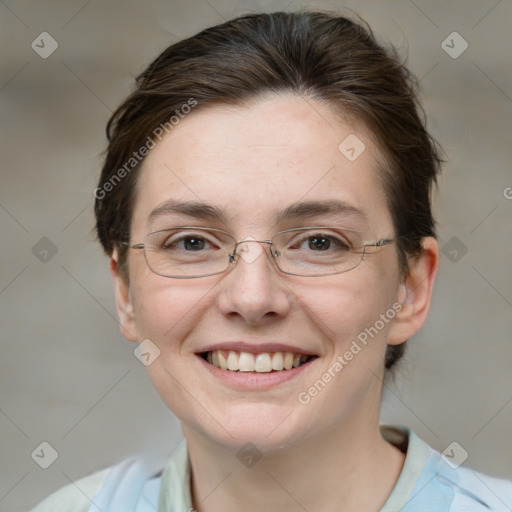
274, 199, 367, 224
147, 199, 229, 226
147, 199, 367, 227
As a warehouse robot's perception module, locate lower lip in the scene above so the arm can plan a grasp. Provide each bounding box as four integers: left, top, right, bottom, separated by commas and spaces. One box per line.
196, 355, 317, 390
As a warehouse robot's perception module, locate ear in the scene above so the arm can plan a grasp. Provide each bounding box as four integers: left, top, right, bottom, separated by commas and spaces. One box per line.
388, 237, 439, 345
110, 250, 138, 342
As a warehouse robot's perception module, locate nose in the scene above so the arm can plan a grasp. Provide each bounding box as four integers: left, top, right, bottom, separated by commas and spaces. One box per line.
216, 239, 291, 325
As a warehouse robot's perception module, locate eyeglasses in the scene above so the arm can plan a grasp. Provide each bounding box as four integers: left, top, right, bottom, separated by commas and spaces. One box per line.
126, 226, 395, 279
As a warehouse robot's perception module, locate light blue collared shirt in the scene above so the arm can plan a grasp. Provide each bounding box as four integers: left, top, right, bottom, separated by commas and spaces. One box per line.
31, 426, 512, 511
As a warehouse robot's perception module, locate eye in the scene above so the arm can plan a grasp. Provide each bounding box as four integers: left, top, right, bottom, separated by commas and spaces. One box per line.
161, 231, 218, 251
305, 235, 332, 251
177, 236, 208, 251
297, 232, 351, 252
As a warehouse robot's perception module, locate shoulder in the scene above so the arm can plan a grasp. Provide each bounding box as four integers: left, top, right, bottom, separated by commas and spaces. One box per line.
29, 456, 165, 512
446, 465, 512, 511
383, 427, 512, 512
414, 447, 512, 511
29, 444, 185, 512
29, 467, 111, 512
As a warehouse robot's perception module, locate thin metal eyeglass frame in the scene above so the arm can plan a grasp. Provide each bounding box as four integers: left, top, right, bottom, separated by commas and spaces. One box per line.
125, 226, 396, 279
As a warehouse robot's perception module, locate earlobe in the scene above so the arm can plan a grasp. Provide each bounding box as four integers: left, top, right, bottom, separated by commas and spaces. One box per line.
110, 251, 138, 342
388, 237, 439, 346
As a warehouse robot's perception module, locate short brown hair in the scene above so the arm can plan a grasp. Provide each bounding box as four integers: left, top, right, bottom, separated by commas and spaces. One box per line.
95, 11, 442, 369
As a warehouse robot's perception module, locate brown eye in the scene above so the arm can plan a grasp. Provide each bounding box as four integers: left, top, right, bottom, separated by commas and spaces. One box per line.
307, 236, 331, 251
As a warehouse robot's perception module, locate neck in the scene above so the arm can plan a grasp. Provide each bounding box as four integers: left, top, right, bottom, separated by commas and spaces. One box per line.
183, 415, 405, 512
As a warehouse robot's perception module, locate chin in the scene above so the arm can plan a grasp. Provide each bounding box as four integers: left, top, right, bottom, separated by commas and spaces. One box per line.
185, 400, 319, 453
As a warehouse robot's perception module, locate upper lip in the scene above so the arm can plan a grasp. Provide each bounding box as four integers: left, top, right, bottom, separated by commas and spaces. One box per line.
197, 341, 318, 356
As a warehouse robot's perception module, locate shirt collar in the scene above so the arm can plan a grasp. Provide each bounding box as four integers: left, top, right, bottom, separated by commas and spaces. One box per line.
380, 425, 432, 511
157, 440, 193, 512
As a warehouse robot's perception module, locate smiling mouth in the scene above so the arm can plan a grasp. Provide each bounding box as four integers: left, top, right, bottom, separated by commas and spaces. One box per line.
201, 350, 317, 373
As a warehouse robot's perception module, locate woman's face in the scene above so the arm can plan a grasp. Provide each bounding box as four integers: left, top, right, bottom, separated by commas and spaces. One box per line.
115, 94, 410, 450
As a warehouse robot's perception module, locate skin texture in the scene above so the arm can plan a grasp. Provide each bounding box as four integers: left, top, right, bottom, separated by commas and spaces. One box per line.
111, 93, 439, 511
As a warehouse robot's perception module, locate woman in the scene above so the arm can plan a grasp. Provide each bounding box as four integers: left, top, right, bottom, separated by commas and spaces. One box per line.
32, 10, 512, 512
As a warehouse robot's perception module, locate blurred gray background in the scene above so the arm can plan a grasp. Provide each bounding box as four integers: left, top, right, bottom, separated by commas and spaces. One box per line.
1, 0, 511, 510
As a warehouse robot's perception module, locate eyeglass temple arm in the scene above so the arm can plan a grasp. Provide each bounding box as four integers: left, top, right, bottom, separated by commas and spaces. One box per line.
365, 238, 395, 248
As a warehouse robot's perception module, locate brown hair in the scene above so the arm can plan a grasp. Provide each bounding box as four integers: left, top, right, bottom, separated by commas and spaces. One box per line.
95, 11, 442, 369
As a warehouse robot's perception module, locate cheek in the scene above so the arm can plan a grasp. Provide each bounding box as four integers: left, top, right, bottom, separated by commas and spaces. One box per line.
294, 276, 397, 418
130, 270, 215, 348
129, 276, 218, 421
295, 271, 394, 351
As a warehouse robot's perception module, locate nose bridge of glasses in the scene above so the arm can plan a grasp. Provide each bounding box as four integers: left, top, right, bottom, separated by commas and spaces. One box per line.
231, 237, 274, 266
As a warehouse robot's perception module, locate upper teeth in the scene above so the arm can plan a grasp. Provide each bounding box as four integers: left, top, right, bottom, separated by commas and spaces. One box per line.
206, 350, 310, 373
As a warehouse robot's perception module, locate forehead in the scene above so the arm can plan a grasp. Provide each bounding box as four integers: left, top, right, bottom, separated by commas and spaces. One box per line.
132, 93, 392, 234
